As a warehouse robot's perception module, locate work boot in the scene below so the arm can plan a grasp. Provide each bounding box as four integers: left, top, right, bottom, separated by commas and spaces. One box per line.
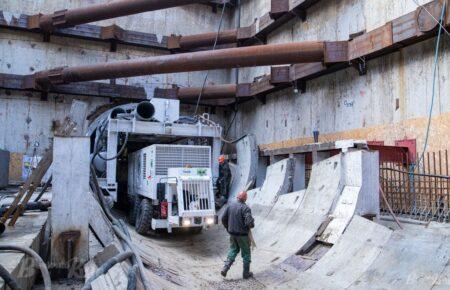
221, 260, 233, 277
243, 262, 253, 279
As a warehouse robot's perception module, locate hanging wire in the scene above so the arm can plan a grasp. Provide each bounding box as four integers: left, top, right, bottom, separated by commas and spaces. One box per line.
415, 1, 446, 172
194, 2, 227, 115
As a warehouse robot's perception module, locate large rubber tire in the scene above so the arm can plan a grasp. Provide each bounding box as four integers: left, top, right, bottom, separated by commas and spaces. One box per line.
128, 194, 140, 226
135, 198, 152, 235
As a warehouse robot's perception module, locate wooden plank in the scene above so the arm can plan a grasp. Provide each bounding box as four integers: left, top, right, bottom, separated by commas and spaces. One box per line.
88, 190, 115, 247
51, 136, 90, 267
8, 152, 23, 183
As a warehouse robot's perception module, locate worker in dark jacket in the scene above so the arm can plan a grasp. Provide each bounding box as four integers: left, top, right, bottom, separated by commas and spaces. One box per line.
220, 191, 255, 279
217, 155, 231, 204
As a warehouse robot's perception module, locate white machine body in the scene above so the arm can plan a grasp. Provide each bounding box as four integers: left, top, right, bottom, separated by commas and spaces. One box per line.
128, 144, 217, 232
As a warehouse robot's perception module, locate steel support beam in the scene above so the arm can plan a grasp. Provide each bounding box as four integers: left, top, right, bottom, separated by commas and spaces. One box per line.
178, 84, 237, 100
32, 41, 325, 87
168, 29, 239, 50
28, 0, 212, 32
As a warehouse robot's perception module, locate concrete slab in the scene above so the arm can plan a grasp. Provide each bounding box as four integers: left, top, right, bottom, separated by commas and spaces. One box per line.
0, 211, 47, 290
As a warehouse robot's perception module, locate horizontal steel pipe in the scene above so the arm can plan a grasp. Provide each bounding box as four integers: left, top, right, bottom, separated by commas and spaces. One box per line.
169, 29, 238, 50
178, 84, 237, 100
36, 0, 207, 32
35, 41, 325, 86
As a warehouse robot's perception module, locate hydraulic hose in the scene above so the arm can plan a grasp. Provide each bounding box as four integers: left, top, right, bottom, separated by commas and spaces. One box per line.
0, 263, 22, 290
127, 264, 139, 290
82, 251, 133, 290
0, 245, 51, 290
112, 225, 152, 290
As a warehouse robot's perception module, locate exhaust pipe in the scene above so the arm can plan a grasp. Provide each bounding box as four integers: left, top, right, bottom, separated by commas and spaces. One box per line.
134, 101, 155, 121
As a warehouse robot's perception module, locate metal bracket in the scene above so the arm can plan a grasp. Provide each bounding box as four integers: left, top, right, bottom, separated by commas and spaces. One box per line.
59, 230, 81, 263
294, 81, 306, 94
252, 94, 266, 105
352, 57, 367, 76
292, 8, 307, 22
52, 9, 68, 27
101, 25, 125, 52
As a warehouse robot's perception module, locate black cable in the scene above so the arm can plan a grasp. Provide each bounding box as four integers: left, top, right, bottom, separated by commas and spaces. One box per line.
92, 120, 129, 162
96, 132, 129, 161
0, 264, 22, 290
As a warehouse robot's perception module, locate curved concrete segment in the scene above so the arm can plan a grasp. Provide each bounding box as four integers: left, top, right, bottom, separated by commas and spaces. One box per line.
228, 134, 259, 199
346, 225, 450, 290
279, 216, 393, 289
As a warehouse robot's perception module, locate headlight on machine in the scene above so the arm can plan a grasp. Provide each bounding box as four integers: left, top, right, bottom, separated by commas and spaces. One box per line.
182, 218, 191, 227
206, 217, 215, 225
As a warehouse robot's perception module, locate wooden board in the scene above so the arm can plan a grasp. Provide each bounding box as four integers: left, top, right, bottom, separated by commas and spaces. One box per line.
260, 113, 450, 154
8, 152, 23, 183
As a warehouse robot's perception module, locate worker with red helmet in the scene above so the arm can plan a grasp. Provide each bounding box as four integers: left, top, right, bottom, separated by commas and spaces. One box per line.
220, 191, 255, 279
216, 155, 231, 205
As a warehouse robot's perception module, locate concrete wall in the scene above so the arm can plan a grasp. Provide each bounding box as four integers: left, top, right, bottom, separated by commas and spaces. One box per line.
0, 1, 234, 155
1, 0, 450, 155
231, 0, 450, 153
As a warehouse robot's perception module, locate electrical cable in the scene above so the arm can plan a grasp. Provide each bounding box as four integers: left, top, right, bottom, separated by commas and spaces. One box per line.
0, 263, 22, 290
194, 2, 227, 115
91, 119, 129, 162
0, 245, 51, 290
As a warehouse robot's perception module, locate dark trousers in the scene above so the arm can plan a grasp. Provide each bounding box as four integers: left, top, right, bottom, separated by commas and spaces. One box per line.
227, 235, 251, 264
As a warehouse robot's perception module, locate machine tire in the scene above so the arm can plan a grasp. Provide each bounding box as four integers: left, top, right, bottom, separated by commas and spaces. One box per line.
135, 198, 152, 235
128, 194, 140, 226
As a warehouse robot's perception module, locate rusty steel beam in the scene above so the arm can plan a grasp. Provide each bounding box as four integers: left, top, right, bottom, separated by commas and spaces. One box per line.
168, 29, 238, 50
238, 0, 449, 101
0, 73, 239, 106
28, 0, 211, 32
178, 84, 237, 100
32, 41, 325, 87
